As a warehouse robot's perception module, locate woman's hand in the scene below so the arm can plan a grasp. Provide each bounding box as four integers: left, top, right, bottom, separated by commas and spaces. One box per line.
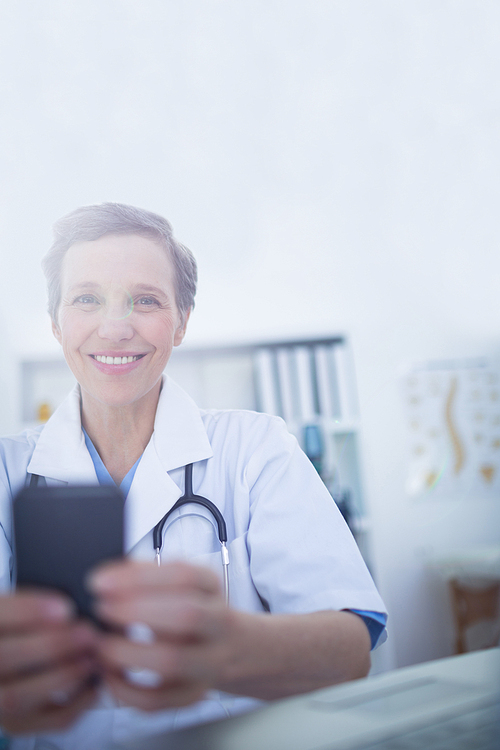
89, 560, 371, 712
88, 560, 231, 711
0, 591, 99, 734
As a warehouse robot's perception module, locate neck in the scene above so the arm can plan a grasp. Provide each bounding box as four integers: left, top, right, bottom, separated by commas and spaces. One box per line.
80, 382, 161, 484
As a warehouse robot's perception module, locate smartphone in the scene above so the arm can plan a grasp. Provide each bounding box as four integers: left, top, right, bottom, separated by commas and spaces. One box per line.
13, 484, 124, 622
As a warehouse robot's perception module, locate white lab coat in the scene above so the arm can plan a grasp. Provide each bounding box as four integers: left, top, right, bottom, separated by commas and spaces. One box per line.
0, 377, 386, 749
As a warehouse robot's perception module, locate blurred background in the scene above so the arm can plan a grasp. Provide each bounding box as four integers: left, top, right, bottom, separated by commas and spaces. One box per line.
1, 0, 500, 673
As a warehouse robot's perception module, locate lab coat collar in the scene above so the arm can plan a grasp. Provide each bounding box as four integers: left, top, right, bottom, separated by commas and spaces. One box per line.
27, 376, 214, 551
27, 384, 96, 483
151, 376, 213, 472
28, 377, 212, 480
125, 376, 213, 551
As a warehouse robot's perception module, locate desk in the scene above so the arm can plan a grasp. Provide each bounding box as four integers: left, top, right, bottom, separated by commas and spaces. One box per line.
429, 546, 500, 653
110, 650, 500, 750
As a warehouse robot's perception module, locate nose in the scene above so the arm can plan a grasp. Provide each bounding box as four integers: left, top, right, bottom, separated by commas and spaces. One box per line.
97, 315, 134, 341
97, 294, 134, 341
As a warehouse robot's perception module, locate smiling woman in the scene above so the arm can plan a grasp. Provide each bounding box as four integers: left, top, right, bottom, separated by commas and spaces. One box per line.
0, 203, 386, 750
52, 233, 189, 441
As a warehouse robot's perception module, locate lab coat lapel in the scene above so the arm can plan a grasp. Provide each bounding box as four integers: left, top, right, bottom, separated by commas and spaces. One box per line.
27, 384, 96, 484
125, 377, 213, 552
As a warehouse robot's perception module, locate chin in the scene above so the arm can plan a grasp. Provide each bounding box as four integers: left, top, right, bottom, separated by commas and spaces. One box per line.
82, 381, 161, 410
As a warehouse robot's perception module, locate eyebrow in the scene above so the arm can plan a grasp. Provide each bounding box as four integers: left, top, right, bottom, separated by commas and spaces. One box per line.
66, 283, 170, 298
65, 283, 100, 295
130, 285, 170, 297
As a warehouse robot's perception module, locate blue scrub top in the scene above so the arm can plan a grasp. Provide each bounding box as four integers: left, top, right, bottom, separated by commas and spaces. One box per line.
83, 428, 140, 497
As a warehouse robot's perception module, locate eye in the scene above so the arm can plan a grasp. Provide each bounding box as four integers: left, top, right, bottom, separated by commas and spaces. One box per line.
73, 294, 100, 310
135, 296, 161, 309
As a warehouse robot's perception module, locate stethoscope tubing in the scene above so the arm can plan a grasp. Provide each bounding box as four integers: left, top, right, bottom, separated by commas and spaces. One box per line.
153, 463, 229, 605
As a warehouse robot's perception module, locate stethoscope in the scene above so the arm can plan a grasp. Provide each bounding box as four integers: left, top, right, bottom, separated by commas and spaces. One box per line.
153, 463, 229, 604
29, 463, 230, 605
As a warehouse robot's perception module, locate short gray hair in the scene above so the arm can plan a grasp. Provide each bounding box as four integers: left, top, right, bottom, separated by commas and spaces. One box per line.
42, 202, 197, 323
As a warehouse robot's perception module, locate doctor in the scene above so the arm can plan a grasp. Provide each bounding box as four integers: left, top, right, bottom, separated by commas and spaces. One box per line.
0, 203, 386, 747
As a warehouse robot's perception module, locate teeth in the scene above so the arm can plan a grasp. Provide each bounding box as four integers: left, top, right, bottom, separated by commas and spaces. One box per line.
94, 355, 140, 364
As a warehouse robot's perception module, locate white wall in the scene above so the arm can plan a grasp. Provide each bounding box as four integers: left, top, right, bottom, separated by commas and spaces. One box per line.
1, 1, 499, 669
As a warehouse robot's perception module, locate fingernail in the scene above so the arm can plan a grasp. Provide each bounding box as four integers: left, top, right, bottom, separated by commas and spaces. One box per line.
127, 622, 155, 643
125, 667, 162, 688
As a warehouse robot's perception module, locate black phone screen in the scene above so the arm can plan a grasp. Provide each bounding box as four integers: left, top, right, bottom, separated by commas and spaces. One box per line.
13, 484, 124, 621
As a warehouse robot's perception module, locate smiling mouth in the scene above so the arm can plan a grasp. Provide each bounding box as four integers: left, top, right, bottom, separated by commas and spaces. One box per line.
91, 354, 146, 365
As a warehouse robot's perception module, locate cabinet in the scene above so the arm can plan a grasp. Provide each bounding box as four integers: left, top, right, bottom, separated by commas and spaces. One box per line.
168, 337, 367, 535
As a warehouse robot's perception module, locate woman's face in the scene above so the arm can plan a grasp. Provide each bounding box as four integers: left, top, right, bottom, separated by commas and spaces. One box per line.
52, 233, 188, 410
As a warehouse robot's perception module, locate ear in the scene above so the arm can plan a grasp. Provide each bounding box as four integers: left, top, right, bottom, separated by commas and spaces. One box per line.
174, 308, 191, 346
51, 318, 62, 345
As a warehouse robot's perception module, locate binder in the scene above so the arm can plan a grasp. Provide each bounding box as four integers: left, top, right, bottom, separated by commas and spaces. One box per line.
255, 348, 278, 416
315, 345, 334, 419
276, 347, 295, 424
294, 346, 316, 422
333, 343, 357, 421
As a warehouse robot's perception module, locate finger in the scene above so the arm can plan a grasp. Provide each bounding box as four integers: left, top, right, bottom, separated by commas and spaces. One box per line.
0, 654, 98, 720
98, 633, 225, 688
104, 670, 207, 711
0, 623, 98, 679
95, 593, 226, 640
88, 560, 221, 598
98, 634, 184, 681
0, 682, 97, 734
0, 592, 75, 634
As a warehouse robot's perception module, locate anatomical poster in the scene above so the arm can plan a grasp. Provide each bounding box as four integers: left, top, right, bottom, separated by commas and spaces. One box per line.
403, 359, 500, 499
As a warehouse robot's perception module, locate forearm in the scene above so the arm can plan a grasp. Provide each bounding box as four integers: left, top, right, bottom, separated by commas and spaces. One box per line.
90, 562, 373, 710
216, 609, 371, 700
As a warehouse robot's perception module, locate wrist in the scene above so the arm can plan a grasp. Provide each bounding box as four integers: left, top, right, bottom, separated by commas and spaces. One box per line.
214, 609, 371, 700
215, 609, 289, 693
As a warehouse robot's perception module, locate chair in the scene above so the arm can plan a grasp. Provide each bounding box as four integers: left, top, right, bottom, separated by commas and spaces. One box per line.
449, 578, 500, 654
